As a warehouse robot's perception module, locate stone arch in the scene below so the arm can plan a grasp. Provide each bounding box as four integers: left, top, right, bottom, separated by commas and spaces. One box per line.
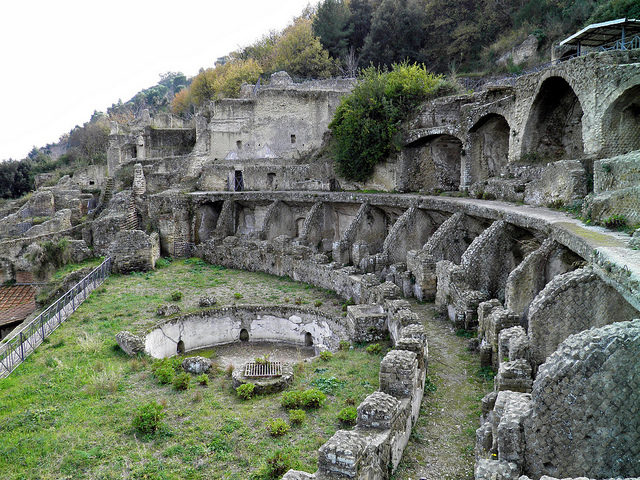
305, 332, 313, 346
468, 113, 510, 183
403, 134, 462, 192
601, 83, 640, 156
521, 76, 584, 161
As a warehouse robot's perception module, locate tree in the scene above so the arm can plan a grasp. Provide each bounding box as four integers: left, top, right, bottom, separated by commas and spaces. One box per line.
329, 62, 456, 181
313, 0, 353, 59
348, 0, 373, 52
361, 0, 428, 67
589, 0, 640, 23
271, 17, 337, 79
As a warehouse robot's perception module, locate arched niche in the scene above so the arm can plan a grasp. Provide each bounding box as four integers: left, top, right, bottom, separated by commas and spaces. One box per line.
468, 113, 510, 183
403, 134, 462, 192
602, 84, 640, 156
521, 77, 584, 161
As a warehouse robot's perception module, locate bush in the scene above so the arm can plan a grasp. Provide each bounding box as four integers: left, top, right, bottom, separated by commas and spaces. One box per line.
236, 383, 255, 400
339, 340, 351, 350
170, 291, 182, 302
337, 406, 357, 426
263, 449, 292, 479
196, 374, 209, 386
603, 214, 627, 230
319, 350, 333, 361
266, 418, 290, 437
301, 388, 326, 409
288, 409, 306, 426
281, 391, 303, 409
132, 401, 165, 434
330, 62, 455, 182
153, 365, 174, 384
314, 300, 323, 307
366, 343, 382, 355
172, 372, 191, 391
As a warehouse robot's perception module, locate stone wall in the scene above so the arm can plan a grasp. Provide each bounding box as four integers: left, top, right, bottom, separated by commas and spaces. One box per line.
527, 267, 638, 366
284, 299, 427, 480
144, 305, 350, 358
107, 230, 160, 274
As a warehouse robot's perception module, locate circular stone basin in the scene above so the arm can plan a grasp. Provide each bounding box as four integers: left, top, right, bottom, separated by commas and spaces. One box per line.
232, 361, 294, 394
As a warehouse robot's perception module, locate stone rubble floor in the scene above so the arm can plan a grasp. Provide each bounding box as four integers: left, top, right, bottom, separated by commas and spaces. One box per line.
392, 302, 493, 480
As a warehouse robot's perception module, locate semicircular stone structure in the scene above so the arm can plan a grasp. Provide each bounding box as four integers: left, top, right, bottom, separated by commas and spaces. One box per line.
524, 319, 640, 479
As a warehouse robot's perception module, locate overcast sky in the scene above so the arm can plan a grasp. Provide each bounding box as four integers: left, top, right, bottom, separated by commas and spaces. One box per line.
0, 0, 314, 161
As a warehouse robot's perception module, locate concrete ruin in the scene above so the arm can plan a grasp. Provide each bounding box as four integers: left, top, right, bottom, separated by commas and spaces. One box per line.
2, 48, 640, 479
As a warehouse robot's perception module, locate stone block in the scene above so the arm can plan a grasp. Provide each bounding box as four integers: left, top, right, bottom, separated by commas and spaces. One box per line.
357, 391, 401, 430
115, 331, 145, 356
495, 359, 532, 393
318, 430, 368, 478
347, 304, 387, 343
380, 349, 418, 399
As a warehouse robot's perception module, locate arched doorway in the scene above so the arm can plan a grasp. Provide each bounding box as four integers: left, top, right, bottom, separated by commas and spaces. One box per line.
522, 77, 584, 161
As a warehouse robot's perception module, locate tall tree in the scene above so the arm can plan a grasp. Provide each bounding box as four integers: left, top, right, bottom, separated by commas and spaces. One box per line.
361, 0, 428, 67
313, 0, 353, 59
348, 0, 373, 52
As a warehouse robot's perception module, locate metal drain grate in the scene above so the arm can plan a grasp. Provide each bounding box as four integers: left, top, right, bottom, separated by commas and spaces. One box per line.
244, 361, 282, 378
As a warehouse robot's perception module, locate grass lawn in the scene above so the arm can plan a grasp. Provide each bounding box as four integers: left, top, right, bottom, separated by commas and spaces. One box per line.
0, 259, 383, 479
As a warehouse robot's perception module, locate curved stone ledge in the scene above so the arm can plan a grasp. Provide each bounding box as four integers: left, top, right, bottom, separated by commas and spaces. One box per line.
144, 305, 349, 358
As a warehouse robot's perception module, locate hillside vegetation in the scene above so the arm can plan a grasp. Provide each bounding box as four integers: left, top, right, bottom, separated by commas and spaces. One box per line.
2, 0, 638, 199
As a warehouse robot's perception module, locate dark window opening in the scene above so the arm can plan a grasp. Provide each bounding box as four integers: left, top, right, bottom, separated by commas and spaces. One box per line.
305, 332, 313, 346
290, 134, 296, 144
239, 328, 249, 342
177, 340, 185, 354
236, 140, 242, 149
234, 170, 244, 191
89, 181, 95, 185
267, 172, 276, 188
131, 146, 137, 158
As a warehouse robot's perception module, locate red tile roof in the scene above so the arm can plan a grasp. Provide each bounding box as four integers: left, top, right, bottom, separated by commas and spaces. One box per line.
0, 285, 36, 327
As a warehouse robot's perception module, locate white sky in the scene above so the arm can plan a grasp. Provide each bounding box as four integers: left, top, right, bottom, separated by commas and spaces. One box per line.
0, 0, 314, 161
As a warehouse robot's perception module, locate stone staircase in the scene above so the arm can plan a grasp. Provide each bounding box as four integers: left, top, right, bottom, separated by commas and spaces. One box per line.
92, 177, 114, 217
120, 198, 139, 231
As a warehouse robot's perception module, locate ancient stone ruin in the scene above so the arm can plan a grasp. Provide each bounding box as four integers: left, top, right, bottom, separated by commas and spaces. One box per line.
2, 48, 640, 480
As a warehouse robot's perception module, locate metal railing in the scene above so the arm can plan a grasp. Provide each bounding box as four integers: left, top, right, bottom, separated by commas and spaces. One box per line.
0, 257, 112, 378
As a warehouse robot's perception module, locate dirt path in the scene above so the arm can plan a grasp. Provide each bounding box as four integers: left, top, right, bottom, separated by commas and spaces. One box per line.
392, 302, 493, 480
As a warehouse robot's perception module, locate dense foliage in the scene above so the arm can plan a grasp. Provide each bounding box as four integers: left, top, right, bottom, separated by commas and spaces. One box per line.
329, 63, 456, 181
312, 0, 640, 73
172, 17, 336, 115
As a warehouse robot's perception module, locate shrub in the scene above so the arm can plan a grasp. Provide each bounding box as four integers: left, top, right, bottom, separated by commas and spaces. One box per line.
330, 62, 455, 181
337, 406, 357, 426
153, 365, 174, 385
281, 391, 303, 409
319, 350, 333, 361
339, 340, 351, 350
155, 258, 171, 268
263, 449, 292, 479
170, 291, 183, 302
132, 401, 165, 434
225, 364, 234, 377
172, 372, 190, 391
266, 418, 290, 437
233, 292, 243, 299
314, 300, 323, 307
366, 343, 382, 355
288, 409, 306, 426
196, 374, 209, 386
603, 214, 627, 230
236, 383, 255, 400
301, 388, 326, 409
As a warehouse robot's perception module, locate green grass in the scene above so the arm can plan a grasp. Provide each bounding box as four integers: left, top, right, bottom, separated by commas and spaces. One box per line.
0, 260, 377, 479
